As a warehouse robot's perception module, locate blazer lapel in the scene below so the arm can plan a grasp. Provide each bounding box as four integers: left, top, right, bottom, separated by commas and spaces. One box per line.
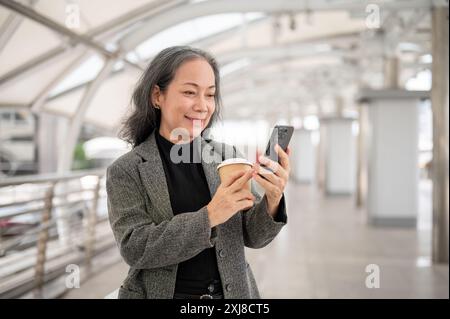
136, 133, 173, 221
135, 132, 223, 221
200, 137, 223, 200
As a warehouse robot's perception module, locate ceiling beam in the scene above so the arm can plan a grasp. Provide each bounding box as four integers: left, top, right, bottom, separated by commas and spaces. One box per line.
0, 0, 38, 53
0, 0, 118, 58
119, 0, 447, 51
0, 0, 188, 86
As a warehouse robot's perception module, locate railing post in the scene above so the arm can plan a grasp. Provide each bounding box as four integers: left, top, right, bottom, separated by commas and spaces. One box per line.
84, 176, 101, 274
33, 182, 55, 298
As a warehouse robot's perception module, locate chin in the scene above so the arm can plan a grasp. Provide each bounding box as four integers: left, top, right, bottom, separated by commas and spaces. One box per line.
190, 130, 202, 139
187, 123, 204, 135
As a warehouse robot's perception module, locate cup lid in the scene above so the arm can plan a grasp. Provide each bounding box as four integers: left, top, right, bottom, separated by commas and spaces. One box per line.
217, 158, 254, 170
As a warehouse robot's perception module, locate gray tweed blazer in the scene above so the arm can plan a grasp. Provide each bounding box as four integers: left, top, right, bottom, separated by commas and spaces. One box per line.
106, 131, 287, 299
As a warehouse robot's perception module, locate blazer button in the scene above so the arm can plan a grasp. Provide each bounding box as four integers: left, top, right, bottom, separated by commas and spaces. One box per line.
219, 249, 226, 258
225, 284, 232, 292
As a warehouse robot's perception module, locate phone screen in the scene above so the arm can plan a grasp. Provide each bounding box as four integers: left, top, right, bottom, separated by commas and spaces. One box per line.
264, 125, 294, 164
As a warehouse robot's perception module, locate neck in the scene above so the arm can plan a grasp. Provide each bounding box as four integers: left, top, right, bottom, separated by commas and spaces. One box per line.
158, 127, 196, 144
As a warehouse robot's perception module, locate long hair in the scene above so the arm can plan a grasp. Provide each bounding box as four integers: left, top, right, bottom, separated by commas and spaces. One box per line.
119, 46, 222, 148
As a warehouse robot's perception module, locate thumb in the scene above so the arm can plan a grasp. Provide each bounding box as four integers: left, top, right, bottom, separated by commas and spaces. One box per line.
256, 149, 262, 164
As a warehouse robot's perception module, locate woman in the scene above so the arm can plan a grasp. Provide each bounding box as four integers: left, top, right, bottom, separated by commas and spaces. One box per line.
106, 46, 291, 299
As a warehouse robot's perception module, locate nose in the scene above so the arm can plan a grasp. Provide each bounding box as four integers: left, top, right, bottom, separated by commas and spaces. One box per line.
193, 95, 209, 113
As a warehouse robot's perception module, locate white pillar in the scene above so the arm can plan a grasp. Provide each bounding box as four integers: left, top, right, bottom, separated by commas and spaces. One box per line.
431, 6, 449, 263
383, 56, 400, 89
357, 89, 428, 227
321, 117, 356, 195
37, 113, 68, 173
316, 125, 326, 190
291, 128, 316, 183
356, 104, 369, 207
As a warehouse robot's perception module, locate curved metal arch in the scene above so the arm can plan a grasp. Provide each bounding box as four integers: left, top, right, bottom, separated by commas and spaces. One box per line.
44, 44, 354, 109
224, 84, 316, 107
221, 47, 354, 84
223, 68, 357, 101
119, 0, 441, 51
0, 0, 187, 86
221, 70, 359, 118
30, 50, 90, 113
0, 0, 38, 53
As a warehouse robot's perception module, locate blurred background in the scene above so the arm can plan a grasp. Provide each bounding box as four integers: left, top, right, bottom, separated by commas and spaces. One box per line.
0, 0, 448, 299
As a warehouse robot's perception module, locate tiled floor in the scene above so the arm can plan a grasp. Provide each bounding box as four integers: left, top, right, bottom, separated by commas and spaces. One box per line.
245, 180, 448, 298
63, 180, 449, 299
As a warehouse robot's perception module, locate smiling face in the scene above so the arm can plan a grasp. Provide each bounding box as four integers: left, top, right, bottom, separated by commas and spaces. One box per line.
153, 58, 217, 143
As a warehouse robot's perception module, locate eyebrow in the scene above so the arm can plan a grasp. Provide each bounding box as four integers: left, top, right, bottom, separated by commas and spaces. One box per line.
182, 82, 215, 89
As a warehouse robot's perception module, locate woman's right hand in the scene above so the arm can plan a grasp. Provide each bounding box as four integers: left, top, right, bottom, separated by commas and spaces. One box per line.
206, 169, 256, 228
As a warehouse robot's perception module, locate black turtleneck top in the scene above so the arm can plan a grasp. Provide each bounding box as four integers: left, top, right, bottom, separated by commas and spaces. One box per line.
155, 130, 223, 295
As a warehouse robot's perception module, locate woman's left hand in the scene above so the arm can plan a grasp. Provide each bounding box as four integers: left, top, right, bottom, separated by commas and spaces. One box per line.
252, 144, 291, 216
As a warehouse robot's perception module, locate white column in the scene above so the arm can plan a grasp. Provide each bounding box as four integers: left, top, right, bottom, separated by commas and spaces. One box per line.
316, 125, 326, 190
431, 6, 449, 263
291, 128, 316, 183
358, 89, 428, 227
37, 113, 68, 173
321, 117, 356, 195
356, 104, 369, 207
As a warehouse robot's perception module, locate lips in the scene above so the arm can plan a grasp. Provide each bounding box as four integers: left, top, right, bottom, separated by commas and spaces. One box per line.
185, 116, 205, 121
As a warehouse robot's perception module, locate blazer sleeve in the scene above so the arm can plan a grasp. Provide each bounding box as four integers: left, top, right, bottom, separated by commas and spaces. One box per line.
106, 163, 217, 270
233, 146, 288, 249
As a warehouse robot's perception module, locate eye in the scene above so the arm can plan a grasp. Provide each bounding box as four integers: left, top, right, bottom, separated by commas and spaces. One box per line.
184, 91, 195, 96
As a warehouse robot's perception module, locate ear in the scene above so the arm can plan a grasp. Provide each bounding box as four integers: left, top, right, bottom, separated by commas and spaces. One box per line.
151, 85, 163, 107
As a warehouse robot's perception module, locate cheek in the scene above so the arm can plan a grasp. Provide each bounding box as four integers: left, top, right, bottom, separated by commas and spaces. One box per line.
208, 102, 216, 116
201, 106, 214, 128
166, 97, 189, 117
178, 96, 195, 110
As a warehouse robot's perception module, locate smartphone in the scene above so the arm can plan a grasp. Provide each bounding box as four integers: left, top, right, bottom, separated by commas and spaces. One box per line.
263, 125, 294, 164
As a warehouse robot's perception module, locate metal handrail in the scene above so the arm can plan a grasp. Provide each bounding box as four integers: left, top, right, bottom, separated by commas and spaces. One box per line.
0, 168, 105, 187
0, 168, 111, 298
0, 187, 99, 209
0, 192, 105, 220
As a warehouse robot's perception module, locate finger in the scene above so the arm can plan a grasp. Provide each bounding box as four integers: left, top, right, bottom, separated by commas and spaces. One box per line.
285, 146, 291, 156
275, 144, 291, 173
258, 155, 288, 180
255, 149, 262, 164
255, 165, 282, 187
233, 189, 255, 201
229, 168, 254, 192
257, 164, 278, 178
253, 171, 280, 195
222, 169, 247, 187
258, 155, 281, 172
